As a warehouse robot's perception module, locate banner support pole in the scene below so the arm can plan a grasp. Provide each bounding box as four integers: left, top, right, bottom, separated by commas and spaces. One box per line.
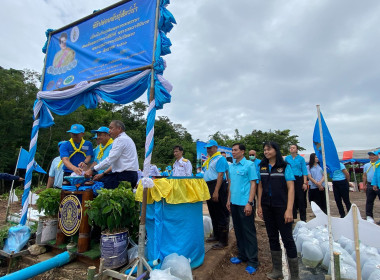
136, 0, 161, 277
316, 105, 335, 279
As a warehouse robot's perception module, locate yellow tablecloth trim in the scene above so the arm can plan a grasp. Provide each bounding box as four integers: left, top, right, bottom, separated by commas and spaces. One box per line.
135, 178, 210, 204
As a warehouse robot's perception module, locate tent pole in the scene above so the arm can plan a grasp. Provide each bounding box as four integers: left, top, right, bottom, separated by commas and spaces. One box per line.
316, 105, 335, 279
5, 146, 22, 223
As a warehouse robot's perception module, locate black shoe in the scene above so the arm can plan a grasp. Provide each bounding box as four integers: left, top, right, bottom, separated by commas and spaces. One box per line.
212, 242, 228, 250
206, 236, 218, 243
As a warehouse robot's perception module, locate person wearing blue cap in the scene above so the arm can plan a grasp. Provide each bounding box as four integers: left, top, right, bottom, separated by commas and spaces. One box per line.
285, 144, 308, 222
59, 124, 94, 179
47, 141, 66, 188
364, 151, 380, 223
203, 139, 230, 250
85, 120, 139, 189
88, 127, 113, 176
172, 145, 192, 176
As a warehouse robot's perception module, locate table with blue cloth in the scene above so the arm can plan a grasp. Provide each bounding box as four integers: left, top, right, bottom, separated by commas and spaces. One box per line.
135, 177, 210, 268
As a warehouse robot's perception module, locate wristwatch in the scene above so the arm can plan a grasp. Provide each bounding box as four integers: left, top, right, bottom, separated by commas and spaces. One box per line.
248, 201, 254, 206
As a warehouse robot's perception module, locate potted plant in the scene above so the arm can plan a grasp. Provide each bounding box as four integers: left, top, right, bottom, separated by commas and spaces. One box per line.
85, 182, 139, 269
35, 188, 61, 244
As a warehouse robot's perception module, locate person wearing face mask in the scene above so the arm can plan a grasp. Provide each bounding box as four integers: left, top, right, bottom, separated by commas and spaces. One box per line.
249, 150, 261, 216
248, 150, 261, 177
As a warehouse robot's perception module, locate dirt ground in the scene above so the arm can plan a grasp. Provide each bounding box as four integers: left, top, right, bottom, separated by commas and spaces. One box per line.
0, 190, 379, 279
199, 191, 380, 280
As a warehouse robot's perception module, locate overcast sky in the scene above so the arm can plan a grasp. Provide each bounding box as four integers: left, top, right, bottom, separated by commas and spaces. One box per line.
1, 0, 380, 153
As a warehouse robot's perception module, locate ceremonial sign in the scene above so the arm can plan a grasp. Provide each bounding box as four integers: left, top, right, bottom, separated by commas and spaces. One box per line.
59, 195, 82, 236
42, 0, 157, 91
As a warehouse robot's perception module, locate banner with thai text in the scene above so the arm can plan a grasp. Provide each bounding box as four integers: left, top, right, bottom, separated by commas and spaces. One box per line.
42, 0, 157, 91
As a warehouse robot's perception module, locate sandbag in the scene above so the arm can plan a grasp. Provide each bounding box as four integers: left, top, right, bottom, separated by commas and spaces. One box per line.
295, 232, 313, 255
149, 268, 181, 280
161, 253, 192, 280
368, 269, 380, 280
301, 240, 323, 268
3, 225, 30, 254
363, 259, 380, 280
203, 216, 212, 238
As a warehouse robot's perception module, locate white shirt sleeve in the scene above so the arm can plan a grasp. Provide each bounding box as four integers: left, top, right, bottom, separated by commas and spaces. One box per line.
186, 161, 193, 176
94, 139, 122, 172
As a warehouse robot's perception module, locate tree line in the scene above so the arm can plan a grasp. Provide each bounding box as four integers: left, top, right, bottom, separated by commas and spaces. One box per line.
0, 67, 302, 192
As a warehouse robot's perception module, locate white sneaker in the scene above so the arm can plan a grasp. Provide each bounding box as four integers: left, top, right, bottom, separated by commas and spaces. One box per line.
367, 216, 375, 223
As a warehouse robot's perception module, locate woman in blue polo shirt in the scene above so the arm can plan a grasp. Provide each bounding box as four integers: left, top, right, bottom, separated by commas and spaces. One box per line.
331, 162, 352, 218
307, 153, 327, 214
257, 141, 299, 280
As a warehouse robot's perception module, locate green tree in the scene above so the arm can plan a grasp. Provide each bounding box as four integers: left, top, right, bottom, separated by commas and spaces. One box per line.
208, 129, 303, 159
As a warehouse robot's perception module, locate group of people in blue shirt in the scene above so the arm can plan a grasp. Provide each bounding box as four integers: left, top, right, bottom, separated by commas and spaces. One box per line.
202, 140, 301, 278
48, 120, 140, 190
202, 140, 374, 279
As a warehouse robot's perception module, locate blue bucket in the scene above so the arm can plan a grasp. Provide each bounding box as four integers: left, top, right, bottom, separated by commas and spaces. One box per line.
101, 231, 129, 269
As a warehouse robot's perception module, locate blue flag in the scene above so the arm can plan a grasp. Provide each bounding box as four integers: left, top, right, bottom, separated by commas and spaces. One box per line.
313, 113, 341, 176
16, 148, 46, 174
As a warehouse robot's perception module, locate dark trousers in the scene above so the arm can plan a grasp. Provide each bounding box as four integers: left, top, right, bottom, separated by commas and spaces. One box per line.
206, 180, 230, 239
101, 171, 138, 189
293, 176, 307, 221
309, 187, 327, 214
332, 179, 351, 218
366, 182, 380, 218
262, 205, 297, 258
230, 204, 258, 267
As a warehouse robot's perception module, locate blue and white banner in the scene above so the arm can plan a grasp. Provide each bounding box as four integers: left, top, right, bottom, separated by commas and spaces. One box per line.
42, 0, 157, 91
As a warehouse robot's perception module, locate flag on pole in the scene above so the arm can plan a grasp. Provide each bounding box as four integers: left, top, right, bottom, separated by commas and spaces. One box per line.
313, 113, 341, 175
16, 148, 46, 174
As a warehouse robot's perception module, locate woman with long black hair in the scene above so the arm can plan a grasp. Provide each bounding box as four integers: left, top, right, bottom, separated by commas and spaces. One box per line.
257, 141, 299, 280
308, 153, 327, 213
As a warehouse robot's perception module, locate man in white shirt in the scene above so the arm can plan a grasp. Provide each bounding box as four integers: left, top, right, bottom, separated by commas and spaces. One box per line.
172, 145, 193, 176
85, 120, 139, 189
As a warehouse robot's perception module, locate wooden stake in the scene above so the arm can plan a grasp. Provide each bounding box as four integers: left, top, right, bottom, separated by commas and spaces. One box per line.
87, 266, 96, 280
333, 252, 341, 280
316, 105, 335, 279
352, 205, 361, 280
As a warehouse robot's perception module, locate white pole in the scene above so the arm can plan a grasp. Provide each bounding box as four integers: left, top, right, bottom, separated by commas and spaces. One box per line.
137, 0, 161, 277
5, 147, 22, 222
316, 105, 335, 279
